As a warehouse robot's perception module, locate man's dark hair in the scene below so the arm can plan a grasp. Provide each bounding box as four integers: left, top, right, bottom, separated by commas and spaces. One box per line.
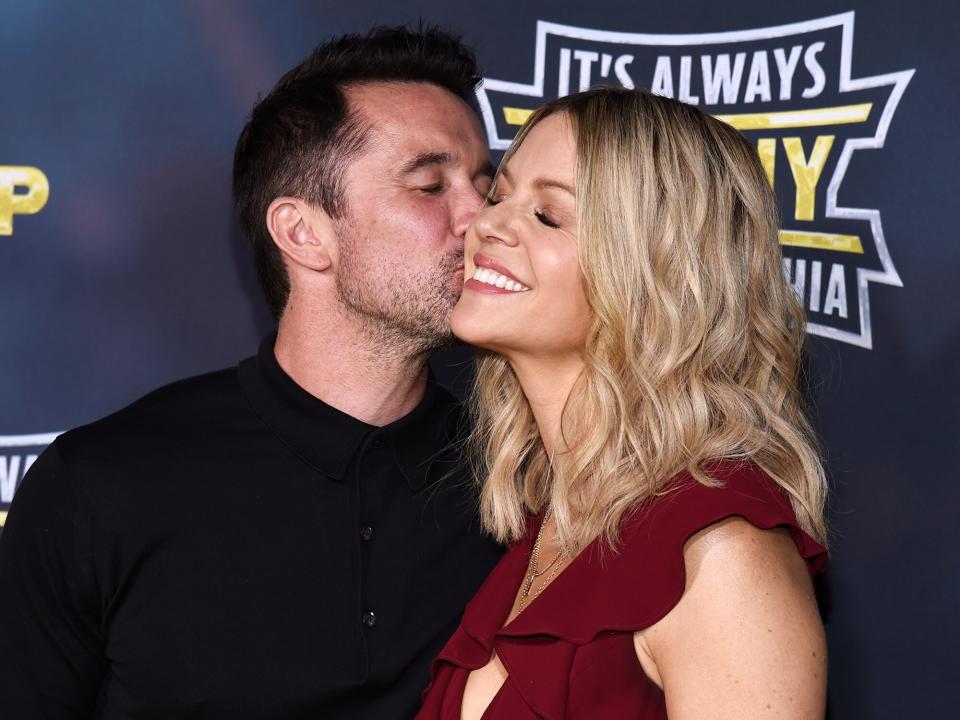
232, 24, 482, 319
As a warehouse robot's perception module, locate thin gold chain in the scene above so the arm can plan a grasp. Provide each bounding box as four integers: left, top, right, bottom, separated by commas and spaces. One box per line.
518, 506, 566, 613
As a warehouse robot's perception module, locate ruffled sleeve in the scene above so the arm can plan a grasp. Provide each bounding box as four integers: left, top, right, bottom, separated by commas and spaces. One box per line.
501, 460, 826, 643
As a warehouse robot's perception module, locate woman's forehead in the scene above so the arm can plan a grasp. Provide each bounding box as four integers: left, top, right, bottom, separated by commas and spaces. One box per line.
500, 113, 576, 184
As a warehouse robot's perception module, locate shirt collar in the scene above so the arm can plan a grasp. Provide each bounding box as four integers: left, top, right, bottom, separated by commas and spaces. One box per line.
237, 335, 462, 491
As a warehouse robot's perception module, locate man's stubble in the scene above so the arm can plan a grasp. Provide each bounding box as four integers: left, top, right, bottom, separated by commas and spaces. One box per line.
334, 218, 462, 359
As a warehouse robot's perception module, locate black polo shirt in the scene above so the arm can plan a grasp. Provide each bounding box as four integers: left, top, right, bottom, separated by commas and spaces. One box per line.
0, 337, 501, 719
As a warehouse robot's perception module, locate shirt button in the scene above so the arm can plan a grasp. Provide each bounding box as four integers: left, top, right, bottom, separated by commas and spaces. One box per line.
371, 438, 383, 447
360, 526, 373, 542
361, 611, 377, 628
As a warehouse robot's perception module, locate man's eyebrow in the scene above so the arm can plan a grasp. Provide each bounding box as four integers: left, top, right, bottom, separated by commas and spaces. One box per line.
399, 151, 454, 174
496, 165, 575, 197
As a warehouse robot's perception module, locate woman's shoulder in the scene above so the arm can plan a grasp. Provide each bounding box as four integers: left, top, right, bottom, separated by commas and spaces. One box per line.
630, 464, 829, 714
611, 460, 827, 587
614, 459, 826, 616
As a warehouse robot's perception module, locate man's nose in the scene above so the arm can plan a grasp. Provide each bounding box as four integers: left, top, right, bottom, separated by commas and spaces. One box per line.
450, 183, 487, 239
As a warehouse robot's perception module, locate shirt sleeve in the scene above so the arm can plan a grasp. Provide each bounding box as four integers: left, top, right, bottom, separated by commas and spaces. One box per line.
0, 441, 106, 717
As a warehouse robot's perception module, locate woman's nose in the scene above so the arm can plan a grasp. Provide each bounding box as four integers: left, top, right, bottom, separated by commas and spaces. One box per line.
470, 203, 519, 248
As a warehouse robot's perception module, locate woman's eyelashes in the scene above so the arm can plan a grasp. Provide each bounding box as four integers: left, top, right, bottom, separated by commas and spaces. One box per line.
535, 210, 560, 229
486, 192, 562, 230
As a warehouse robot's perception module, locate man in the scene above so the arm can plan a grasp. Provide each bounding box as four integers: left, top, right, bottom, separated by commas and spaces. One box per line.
0, 26, 501, 719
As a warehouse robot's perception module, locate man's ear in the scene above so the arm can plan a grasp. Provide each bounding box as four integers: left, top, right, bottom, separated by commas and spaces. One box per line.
266, 197, 334, 272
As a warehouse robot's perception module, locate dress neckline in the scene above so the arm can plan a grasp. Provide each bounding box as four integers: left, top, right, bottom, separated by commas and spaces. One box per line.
500, 512, 596, 631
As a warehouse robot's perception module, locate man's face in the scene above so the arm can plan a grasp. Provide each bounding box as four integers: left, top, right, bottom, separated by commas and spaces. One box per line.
333, 81, 493, 353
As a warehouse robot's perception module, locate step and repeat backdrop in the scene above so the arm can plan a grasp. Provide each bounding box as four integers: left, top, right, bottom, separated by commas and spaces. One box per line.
1, 1, 956, 717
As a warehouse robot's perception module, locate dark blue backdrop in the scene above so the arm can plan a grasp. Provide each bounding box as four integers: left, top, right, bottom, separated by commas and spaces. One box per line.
2, 1, 957, 717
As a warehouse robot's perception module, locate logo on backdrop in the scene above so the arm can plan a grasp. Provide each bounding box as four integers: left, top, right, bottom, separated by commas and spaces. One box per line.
0, 433, 60, 527
478, 11, 913, 348
1, 167, 52, 522
0, 166, 49, 235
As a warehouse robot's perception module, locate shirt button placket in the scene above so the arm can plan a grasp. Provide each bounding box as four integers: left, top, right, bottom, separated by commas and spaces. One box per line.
359, 435, 383, 636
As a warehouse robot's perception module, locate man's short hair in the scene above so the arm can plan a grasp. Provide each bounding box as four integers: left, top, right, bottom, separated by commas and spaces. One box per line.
232, 24, 483, 319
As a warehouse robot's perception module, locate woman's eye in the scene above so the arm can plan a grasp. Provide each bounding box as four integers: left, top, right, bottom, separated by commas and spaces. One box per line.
535, 210, 560, 229
419, 184, 444, 194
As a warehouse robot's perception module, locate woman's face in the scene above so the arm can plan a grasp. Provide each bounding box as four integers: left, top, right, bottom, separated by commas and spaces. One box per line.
451, 113, 593, 359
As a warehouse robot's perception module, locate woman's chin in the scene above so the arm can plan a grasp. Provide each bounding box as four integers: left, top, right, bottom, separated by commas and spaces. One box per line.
451, 306, 502, 352
450, 317, 486, 348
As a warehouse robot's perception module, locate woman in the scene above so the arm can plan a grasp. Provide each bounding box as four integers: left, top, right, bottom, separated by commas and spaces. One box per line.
418, 86, 828, 719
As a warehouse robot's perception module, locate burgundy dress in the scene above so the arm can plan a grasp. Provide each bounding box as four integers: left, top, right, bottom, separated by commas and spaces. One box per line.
417, 461, 827, 719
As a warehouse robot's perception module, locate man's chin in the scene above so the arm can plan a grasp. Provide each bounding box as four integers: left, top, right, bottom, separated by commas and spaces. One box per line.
423, 324, 458, 353
429, 334, 460, 353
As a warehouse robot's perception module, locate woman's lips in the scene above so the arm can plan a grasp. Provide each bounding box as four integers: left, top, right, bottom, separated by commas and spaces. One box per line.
472, 253, 526, 286
463, 277, 526, 294
464, 253, 531, 295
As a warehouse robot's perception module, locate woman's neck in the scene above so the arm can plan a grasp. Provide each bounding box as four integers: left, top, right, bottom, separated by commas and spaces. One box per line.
506, 352, 587, 458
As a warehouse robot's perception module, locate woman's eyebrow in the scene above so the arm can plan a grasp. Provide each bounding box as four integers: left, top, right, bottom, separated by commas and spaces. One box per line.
497, 164, 574, 197
532, 177, 575, 197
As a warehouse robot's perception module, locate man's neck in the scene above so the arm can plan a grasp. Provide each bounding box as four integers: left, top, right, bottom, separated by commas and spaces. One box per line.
273, 306, 429, 428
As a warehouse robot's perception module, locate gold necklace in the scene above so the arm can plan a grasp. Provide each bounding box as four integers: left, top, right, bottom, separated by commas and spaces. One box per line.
518, 505, 566, 613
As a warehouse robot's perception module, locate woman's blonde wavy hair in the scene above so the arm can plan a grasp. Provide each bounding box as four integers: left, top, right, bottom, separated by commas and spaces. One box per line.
469, 86, 828, 554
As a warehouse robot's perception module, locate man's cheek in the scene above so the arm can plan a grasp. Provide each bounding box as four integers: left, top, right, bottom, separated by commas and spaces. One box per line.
406, 200, 454, 246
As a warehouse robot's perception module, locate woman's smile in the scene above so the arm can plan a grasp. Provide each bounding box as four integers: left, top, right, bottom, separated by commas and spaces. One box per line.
464, 253, 531, 294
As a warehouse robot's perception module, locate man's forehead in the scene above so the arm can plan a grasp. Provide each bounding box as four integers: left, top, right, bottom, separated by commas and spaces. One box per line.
345, 80, 463, 113
344, 81, 486, 160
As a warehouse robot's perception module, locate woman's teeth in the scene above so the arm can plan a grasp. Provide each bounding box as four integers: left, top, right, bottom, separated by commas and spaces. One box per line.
472, 267, 530, 292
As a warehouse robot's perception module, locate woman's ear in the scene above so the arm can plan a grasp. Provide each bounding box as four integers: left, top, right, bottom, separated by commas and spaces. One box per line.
265, 197, 334, 272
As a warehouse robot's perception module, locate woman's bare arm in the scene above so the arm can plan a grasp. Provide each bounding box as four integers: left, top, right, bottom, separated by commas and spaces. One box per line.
634, 517, 827, 719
